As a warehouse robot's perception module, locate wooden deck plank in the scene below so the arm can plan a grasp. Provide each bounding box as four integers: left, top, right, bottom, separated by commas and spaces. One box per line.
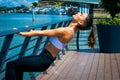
111, 54, 120, 80
96, 53, 105, 80
104, 53, 112, 80
36, 51, 120, 80
115, 53, 120, 78
88, 53, 99, 80
80, 53, 95, 80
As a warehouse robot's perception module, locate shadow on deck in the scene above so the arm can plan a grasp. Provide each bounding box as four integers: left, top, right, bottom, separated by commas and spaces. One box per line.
36, 50, 120, 80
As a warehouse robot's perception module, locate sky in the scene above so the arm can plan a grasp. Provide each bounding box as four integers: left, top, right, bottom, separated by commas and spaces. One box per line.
0, 0, 38, 7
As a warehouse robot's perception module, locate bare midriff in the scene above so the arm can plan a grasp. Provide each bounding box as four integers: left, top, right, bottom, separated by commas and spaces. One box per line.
45, 42, 60, 58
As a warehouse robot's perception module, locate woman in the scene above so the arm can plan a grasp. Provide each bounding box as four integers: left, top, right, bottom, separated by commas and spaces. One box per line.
5, 13, 96, 80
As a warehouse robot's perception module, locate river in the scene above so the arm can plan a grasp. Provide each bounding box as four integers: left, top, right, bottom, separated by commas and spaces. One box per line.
0, 13, 71, 31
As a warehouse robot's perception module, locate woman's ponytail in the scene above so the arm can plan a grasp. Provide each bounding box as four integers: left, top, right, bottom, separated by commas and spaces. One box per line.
87, 26, 96, 50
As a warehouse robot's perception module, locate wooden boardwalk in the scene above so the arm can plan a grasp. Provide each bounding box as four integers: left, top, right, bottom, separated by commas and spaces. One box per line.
36, 51, 120, 80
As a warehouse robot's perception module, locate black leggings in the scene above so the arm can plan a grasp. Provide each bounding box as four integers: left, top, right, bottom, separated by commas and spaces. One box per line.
5, 49, 56, 80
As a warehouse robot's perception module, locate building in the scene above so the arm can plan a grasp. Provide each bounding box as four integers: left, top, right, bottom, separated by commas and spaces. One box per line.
56, 0, 100, 13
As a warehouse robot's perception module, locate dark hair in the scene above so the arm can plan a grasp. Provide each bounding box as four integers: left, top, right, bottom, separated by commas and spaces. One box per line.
78, 14, 93, 30
86, 15, 96, 50
80, 14, 96, 50
88, 26, 96, 50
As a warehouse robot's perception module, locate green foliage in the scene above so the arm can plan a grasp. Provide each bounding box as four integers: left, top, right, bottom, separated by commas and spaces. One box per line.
97, 17, 120, 25
0, 7, 8, 12
32, 2, 38, 7
101, 0, 120, 18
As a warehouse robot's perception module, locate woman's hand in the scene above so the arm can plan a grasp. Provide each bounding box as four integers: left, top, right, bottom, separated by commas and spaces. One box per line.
12, 27, 34, 37
17, 32, 25, 36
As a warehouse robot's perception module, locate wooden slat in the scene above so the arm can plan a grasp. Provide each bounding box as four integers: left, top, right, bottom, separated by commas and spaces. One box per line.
105, 53, 112, 80
115, 53, 120, 78
88, 53, 99, 80
72, 53, 89, 80
80, 53, 95, 80
111, 54, 120, 80
96, 53, 105, 80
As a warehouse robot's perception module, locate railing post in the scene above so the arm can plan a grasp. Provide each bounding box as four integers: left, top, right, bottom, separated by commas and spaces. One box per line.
32, 37, 43, 55
65, 20, 71, 27
57, 54, 61, 60
63, 21, 68, 27
89, 4, 94, 19
62, 49, 65, 55
57, 22, 63, 28
32, 27, 47, 55
19, 37, 31, 58
29, 72, 36, 80
76, 31, 80, 51
0, 34, 14, 72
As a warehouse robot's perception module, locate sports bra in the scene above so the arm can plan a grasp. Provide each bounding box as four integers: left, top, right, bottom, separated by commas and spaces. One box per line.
49, 27, 74, 50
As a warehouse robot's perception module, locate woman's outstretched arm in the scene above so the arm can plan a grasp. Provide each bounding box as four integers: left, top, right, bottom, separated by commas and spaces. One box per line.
16, 28, 65, 37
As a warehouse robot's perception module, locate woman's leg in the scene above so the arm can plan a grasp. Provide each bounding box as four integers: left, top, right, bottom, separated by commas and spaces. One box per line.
6, 56, 43, 80
5, 50, 55, 80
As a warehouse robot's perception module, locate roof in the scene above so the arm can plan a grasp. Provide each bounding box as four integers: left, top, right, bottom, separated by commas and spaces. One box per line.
55, 0, 100, 4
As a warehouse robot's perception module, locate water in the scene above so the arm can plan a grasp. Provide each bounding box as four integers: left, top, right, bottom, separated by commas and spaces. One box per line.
0, 13, 71, 31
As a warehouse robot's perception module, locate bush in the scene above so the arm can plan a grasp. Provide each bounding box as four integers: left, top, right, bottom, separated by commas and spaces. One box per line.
101, 0, 120, 18
97, 17, 120, 25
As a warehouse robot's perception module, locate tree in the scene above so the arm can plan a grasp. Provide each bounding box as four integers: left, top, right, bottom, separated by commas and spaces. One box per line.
0, 7, 8, 12
101, 0, 120, 18
32, 2, 38, 7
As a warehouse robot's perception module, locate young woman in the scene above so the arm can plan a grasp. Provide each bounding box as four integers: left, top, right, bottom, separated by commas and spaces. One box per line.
5, 13, 96, 80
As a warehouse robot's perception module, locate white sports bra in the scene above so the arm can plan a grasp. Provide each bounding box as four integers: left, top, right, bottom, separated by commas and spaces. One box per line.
49, 27, 74, 50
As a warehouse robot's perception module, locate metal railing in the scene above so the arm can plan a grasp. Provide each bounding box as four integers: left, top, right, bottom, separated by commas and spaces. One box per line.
0, 18, 72, 80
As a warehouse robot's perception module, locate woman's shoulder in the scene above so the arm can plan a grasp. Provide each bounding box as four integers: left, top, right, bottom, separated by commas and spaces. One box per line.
49, 27, 66, 37
55, 27, 67, 33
